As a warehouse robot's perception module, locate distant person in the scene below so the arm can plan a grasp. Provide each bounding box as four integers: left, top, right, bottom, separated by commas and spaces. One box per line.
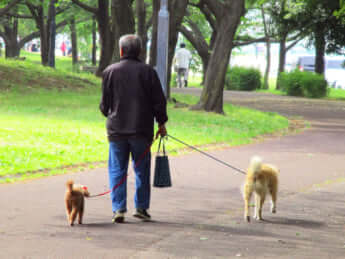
173, 43, 192, 88
100, 34, 168, 224
67, 46, 72, 57
31, 43, 38, 52
60, 41, 66, 56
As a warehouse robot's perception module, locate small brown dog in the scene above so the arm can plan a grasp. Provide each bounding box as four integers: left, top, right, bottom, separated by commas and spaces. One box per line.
243, 156, 279, 222
64, 180, 90, 226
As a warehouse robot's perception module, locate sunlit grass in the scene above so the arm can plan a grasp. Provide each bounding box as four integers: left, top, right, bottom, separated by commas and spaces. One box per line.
326, 88, 345, 100
0, 57, 289, 182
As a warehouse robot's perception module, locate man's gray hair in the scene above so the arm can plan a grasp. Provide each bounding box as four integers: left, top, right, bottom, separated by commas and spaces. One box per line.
119, 34, 142, 58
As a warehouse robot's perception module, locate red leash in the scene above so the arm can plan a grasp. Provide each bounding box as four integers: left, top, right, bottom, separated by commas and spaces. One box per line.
87, 139, 155, 198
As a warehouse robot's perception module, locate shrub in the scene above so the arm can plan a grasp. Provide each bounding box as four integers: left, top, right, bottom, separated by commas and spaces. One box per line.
225, 66, 261, 91
278, 70, 328, 98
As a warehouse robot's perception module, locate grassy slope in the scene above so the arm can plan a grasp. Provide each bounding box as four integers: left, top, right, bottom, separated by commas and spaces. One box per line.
0, 57, 289, 182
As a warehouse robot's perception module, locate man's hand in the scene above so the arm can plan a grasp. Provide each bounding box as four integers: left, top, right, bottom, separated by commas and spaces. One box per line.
155, 124, 167, 139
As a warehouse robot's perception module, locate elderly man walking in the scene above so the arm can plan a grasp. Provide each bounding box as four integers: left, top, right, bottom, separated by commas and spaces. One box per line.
100, 34, 168, 223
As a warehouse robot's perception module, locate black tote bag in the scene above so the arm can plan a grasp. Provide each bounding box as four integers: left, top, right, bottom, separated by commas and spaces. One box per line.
153, 137, 172, 188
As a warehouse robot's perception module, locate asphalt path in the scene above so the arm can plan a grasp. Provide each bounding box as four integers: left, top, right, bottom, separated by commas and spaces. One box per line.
0, 89, 344, 258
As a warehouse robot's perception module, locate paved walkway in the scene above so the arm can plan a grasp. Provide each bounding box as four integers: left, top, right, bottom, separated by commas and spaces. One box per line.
1, 89, 345, 258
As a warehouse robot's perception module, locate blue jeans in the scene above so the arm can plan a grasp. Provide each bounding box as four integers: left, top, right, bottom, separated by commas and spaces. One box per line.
108, 138, 151, 213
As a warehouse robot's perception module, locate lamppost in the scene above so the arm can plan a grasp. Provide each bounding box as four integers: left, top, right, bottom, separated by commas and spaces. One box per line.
156, 0, 169, 98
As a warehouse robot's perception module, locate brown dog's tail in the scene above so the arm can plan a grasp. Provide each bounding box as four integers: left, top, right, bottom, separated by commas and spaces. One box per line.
66, 180, 74, 192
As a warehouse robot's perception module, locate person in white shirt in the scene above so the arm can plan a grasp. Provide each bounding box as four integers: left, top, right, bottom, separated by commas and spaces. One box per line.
173, 43, 192, 88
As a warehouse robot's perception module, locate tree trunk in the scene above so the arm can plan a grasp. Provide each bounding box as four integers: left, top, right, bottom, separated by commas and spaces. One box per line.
275, 33, 287, 90
96, 0, 114, 76
92, 16, 97, 66
4, 38, 20, 57
136, 0, 147, 62
111, 0, 135, 63
149, 0, 160, 66
47, 0, 56, 68
40, 24, 49, 66
192, 0, 245, 114
261, 6, 270, 90
314, 23, 325, 75
263, 39, 271, 89
70, 18, 78, 65
28, 3, 50, 66
26, 2, 67, 66
2, 17, 21, 57
71, 0, 114, 74
166, 0, 189, 98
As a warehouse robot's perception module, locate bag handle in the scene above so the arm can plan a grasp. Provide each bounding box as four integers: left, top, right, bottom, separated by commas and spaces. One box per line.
157, 136, 166, 156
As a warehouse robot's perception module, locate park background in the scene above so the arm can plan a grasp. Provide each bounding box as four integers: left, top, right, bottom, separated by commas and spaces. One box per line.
1, 0, 345, 181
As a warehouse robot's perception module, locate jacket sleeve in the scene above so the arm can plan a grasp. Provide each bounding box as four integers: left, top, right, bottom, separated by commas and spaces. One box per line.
151, 69, 168, 125
99, 70, 112, 117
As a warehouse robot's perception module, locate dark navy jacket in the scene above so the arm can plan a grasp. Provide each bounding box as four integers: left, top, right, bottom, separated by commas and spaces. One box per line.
100, 56, 168, 142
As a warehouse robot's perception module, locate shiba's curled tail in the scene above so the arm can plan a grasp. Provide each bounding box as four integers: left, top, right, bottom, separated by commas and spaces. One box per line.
249, 156, 262, 173
66, 180, 74, 192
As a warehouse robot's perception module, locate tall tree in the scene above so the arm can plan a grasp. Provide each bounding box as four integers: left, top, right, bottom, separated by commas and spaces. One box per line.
72, 0, 135, 75
111, 0, 135, 62
192, 0, 245, 114
136, 0, 152, 62
0, 6, 41, 57
69, 18, 78, 64
166, 0, 189, 98
0, 15, 21, 57
25, 0, 69, 65
149, 0, 160, 66
0, 0, 21, 16
180, 2, 213, 84
91, 15, 97, 65
261, 5, 271, 89
181, 1, 268, 86
47, 0, 56, 68
72, 0, 115, 75
305, 0, 345, 74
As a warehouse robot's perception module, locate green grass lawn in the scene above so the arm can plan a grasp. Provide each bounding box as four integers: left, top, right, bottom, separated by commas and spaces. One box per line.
0, 57, 289, 182
326, 88, 345, 100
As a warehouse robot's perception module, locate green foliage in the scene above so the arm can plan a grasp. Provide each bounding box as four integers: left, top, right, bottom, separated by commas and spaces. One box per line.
278, 70, 328, 98
225, 66, 262, 91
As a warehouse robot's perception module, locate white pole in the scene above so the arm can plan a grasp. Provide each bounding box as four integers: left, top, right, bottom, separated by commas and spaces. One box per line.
156, 0, 169, 98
